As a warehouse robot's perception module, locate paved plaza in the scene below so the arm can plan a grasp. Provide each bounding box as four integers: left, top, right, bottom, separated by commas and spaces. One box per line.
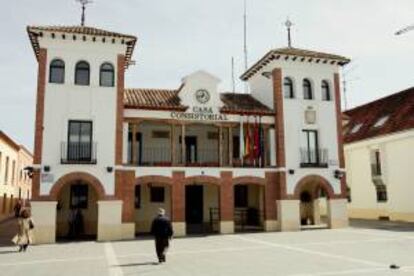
0, 220, 413, 276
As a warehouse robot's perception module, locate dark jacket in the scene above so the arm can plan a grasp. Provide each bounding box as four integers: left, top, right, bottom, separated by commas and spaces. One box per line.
150, 215, 173, 238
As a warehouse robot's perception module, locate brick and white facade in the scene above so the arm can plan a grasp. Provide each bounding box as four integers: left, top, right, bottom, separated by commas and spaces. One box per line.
27, 25, 350, 243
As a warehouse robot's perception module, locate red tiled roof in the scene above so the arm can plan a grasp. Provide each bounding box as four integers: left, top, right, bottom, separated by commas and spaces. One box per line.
27, 26, 137, 67
124, 88, 187, 111
241, 47, 350, 81
220, 93, 274, 115
123, 89, 274, 115
344, 87, 414, 144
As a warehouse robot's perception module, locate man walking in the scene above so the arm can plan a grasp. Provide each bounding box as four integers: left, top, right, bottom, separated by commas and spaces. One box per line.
150, 208, 173, 263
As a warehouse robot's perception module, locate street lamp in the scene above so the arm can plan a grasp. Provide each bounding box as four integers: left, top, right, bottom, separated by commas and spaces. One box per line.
395, 24, 414, 35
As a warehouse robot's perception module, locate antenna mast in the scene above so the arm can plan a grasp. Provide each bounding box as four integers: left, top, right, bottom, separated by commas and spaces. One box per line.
231, 57, 236, 93
243, 0, 249, 93
77, 0, 93, 26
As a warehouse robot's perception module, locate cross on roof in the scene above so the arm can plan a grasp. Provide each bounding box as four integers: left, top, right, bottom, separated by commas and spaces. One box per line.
285, 18, 294, 48
76, 0, 93, 26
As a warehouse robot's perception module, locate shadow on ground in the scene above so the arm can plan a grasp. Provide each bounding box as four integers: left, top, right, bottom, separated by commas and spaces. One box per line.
350, 219, 414, 232
118, 262, 159, 267
0, 217, 18, 247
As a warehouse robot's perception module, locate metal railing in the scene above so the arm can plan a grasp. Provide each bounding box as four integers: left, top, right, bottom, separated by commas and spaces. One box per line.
126, 146, 271, 168
234, 208, 264, 231
61, 142, 97, 164
300, 148, 328, 168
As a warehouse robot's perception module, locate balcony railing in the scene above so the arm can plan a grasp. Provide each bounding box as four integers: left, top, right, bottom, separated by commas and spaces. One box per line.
127, 146, 267, 168
300, 148, 328, 168
61, 142, 97, 164
371, 164, 382, 176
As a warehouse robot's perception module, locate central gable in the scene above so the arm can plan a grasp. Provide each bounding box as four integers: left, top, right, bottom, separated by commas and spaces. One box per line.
178, 70, 223, 114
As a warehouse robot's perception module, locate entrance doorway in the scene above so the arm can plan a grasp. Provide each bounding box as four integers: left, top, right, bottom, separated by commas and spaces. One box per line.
56, 181, 98, 241
186, 185, 203, 234
296, 176, 331, 230
234, 184, 265, 232
185, 183, 220, 235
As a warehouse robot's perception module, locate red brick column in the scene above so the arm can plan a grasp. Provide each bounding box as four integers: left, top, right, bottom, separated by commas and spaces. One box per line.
265, 172, 277, 220
272, 68, 289, 200
115, 55, 125, 165
334, 73, 347, 197
171, 171, 185, 222
272, 68, 286, 168
220, 171, 234, 221
115, 170, 135, 223
32, 48, 47, 199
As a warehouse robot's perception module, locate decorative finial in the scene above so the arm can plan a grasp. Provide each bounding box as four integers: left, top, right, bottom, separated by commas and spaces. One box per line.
76, 0, 93, 26
285, 18, 293, 48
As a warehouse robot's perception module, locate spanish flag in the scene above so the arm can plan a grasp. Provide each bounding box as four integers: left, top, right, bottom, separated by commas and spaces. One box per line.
244, 121, 251, 158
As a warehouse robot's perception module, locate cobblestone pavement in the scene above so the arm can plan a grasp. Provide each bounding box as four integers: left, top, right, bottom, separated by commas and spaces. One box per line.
0, 220, 413, 276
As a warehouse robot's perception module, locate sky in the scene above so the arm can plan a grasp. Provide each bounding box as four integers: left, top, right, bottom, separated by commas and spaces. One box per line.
1, 0, 413, 150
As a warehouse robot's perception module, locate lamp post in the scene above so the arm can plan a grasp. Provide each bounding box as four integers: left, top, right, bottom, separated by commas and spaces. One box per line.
395, 24, 414, 36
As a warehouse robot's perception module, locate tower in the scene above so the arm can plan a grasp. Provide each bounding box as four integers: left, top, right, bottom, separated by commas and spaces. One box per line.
242, 46, 350, 230
27, 25, 136, 243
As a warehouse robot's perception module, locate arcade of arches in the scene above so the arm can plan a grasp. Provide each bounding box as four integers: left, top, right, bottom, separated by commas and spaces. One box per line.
29, 171, 348, 243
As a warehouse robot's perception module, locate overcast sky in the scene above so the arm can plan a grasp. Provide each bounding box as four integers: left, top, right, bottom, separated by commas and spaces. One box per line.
1, 0, 413, 150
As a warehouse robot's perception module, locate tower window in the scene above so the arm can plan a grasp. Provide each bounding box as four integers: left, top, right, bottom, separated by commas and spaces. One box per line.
49, 59, 65, 84
321, 80, 331, 101
75, 61, 90, 86
283, 77, 294, 98
99, 63, 115, 87
303, 79, 313, 100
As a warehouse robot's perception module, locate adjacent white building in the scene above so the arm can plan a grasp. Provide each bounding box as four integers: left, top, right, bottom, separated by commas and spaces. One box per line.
344, 88, 414, 222
0, 131, 33, 220
26, 24, 350, 244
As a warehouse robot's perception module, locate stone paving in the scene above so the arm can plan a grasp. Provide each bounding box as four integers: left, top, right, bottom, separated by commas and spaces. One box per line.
0, 220, 413, 276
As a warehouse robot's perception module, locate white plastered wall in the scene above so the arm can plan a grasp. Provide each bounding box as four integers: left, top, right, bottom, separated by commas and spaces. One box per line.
345, 130, 414, 220
38, 34, 128, 196
248, 59, 342, 195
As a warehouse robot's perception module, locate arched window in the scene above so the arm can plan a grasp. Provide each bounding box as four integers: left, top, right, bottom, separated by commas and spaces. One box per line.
99, 63, 115, 87
75, 61, 90, 86
303, 79, 313, 100
49, 59, 65, 84
283, 77, 294, 98
321, 80, 331, 101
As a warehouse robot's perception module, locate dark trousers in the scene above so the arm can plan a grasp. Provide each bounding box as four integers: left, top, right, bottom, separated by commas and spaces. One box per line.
155, 237, 169, 262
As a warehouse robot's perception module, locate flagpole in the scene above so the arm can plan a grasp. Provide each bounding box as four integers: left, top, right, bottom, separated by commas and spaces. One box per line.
239, 114, 244, 166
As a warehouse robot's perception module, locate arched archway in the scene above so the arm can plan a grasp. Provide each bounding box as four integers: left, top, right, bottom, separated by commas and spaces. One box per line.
232, 176, 266, 232
183, 175, 220, 234
134, 175, 173, 235
294, 175, 334, 227
53, 172, 104, 240
51, 172, 106, 201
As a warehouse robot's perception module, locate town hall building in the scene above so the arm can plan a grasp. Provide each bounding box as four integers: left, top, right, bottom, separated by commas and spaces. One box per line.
27, 24, 350, 243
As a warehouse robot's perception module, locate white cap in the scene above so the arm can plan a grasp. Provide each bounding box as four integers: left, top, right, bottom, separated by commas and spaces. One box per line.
158, 208, 165, 215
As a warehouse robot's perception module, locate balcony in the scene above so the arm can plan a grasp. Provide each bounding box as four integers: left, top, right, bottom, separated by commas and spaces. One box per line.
127, 146, 267, 168
300, 148, 328, 168
125, 121, 273, 168
61, 142, 97, 164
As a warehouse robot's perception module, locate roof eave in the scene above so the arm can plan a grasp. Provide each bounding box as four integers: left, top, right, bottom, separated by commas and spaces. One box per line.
240, 51, 351, 81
